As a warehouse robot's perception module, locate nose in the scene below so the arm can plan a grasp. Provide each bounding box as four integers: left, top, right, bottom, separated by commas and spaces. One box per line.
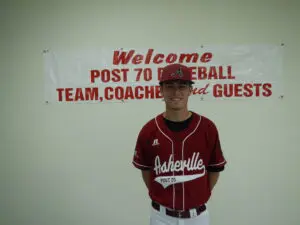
171, 88, 182, 96
174, 88, 181, 94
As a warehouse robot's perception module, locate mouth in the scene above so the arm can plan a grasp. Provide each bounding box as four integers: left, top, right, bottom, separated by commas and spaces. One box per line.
169, 98, 182, 102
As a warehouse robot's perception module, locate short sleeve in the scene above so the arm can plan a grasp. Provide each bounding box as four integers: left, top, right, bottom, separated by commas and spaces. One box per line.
207, 121, 227, 172
132, 128, 152, 170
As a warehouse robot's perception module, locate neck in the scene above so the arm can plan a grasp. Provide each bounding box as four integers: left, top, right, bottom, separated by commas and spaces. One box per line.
163, 108, 191, 122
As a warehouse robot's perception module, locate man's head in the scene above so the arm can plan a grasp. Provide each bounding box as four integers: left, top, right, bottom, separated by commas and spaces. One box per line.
159, 64, 193, 111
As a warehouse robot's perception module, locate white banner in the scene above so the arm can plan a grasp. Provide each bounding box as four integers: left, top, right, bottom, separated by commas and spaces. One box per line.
43, 45, 284, 103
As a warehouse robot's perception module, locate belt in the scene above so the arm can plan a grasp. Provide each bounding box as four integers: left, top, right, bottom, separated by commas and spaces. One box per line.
151, 201, 206, 219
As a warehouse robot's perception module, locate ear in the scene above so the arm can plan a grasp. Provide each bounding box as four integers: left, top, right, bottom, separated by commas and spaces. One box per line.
159, 85, 164, 97
188, 86, 193, 96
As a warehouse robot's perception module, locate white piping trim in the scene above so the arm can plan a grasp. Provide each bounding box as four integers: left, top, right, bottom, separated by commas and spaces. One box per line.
182, 116, 202, 210
155, 116, 175, 209
208, 160, 226, 167
132, 161, 152, 168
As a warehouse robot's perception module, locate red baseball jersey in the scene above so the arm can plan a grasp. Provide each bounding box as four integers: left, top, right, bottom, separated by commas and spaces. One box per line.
132, 112, 227, 210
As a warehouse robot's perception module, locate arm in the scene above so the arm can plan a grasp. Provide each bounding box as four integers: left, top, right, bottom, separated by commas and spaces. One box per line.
208, 171, 220, 191
206, 120, 226, 191
141, 170, 151, 189
132, 127, 152, 187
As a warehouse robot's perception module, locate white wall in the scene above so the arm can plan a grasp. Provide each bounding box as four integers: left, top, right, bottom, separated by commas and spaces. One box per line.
1, 0, 299, 225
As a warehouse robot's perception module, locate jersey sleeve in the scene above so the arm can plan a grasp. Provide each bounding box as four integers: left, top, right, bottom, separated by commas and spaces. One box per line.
207, 120, 227, 172
132, 127, 152, 170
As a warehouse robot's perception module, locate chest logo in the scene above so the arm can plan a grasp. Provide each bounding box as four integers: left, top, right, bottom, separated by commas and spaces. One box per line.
152, 139, 160, 146
153, 152, 206, 188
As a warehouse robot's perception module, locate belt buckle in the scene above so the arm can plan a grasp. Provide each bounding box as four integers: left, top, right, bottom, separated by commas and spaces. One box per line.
189, 208, 198, 218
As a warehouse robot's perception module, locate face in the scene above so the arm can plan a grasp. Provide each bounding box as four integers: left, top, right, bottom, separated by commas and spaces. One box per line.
160, 80, 192, 111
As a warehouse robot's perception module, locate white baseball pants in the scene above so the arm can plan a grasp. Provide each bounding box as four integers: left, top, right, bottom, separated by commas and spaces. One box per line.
149, 206, 210, 225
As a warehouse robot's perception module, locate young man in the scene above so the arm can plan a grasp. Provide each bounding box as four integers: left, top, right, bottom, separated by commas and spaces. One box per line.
132, 63, 227, 225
